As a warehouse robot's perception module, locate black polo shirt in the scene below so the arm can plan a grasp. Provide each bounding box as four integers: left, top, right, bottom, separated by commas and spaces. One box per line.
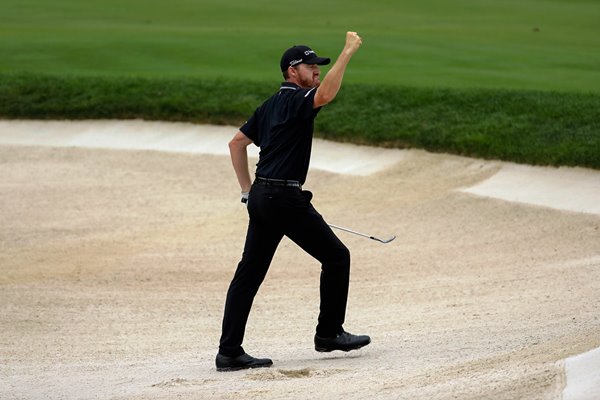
240, 82, 322, 185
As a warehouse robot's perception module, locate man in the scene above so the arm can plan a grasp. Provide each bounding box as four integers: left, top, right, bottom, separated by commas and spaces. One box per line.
216, 32, 370, 372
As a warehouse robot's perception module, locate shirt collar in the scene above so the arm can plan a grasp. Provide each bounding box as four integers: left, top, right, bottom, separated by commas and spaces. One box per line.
280, 82, 300, 91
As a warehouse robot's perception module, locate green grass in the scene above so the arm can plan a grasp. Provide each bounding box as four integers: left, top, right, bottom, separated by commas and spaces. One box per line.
1, 1, 598, 169
1, 0, 599, 92
2, 73, 598, 169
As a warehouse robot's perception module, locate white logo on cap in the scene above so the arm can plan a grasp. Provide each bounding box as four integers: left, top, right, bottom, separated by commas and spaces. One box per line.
304, 50, 315, 56
289, 59, 303, 66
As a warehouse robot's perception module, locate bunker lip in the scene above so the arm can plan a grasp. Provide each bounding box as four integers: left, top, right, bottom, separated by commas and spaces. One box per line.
0, 119, 404, 177
562, 346, 600, 400
1, 119, 598, 216
0, 120, 600, 215
460, 163, 600, 216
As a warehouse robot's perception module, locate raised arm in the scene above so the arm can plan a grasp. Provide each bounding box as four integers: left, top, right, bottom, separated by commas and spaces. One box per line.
229, 130, 254, 195
313, 32, 362, 108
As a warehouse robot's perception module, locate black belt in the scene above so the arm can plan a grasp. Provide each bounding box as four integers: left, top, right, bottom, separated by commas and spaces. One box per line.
254, 176, 302, 189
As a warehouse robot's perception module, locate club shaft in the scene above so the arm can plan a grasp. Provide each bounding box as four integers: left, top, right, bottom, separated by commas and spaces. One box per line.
328, 224, 373, 239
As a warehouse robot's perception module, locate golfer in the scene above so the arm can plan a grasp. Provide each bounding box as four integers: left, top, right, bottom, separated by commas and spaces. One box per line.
216, 32, 370, 371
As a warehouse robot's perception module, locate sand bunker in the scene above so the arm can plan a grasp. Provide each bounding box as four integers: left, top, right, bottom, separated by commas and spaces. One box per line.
1, 120, 599, 400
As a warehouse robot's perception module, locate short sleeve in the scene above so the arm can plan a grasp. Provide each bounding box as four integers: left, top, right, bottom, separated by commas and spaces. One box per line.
290, 87, 319, 119
240, 111, 259, 144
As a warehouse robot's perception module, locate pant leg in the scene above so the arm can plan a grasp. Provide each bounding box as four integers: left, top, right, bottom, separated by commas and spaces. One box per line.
218, 196, 284, 357
283, 191, 351, 337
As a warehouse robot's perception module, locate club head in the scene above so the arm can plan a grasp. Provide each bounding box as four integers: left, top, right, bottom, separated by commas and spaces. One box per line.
371, 235, 396, 244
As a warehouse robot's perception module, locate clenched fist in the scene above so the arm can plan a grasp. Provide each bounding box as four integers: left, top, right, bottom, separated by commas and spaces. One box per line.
344, 31, 362, 55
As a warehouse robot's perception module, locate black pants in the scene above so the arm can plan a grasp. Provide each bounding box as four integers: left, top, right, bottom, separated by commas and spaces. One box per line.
218, 183, 351, 357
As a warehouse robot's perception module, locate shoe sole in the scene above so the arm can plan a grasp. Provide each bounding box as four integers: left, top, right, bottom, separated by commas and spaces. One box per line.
216, 362, 273, 372
315, 341, 371, 353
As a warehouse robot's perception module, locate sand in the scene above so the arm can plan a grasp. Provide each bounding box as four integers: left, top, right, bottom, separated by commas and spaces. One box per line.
1, 120, 599, 399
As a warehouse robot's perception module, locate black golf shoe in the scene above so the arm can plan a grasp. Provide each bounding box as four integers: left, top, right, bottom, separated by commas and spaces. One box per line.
314, 330, 371, 352
215, 352, 273, 372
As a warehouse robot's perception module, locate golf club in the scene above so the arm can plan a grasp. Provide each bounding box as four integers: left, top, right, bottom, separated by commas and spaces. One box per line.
328, 224, 396, 244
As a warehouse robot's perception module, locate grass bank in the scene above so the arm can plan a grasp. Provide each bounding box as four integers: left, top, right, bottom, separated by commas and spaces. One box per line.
1, 73, 598, 169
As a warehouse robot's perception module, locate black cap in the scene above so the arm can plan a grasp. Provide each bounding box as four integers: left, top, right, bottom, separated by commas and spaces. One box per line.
280, 45, 331, 72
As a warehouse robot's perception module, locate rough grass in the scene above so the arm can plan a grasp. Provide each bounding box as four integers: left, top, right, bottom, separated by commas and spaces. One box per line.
2, 73, 598, 169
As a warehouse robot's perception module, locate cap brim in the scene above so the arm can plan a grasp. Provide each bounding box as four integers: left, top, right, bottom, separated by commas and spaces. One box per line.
305, 57, 331, 66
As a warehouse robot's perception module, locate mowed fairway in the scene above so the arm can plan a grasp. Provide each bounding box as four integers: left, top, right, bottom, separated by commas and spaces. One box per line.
1, 0, 599, 91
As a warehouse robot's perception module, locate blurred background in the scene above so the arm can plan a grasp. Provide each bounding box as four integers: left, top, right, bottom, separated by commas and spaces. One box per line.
1, 0, 599, 92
